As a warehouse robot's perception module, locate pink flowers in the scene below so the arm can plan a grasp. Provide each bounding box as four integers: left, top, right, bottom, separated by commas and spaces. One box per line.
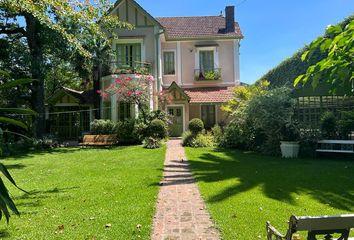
97, 75, 155, 106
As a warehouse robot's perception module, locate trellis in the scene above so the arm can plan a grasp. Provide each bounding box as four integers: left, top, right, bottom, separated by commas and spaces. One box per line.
294, 95, 354, 127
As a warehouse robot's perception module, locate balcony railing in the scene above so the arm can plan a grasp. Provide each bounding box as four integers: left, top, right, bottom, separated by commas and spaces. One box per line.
109, 61, 152, 75
194, 68, 222, 81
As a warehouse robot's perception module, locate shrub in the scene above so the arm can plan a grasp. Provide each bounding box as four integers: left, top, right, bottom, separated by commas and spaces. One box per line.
182, 131, 214, 148
280, 122, 300, 141
320, 112, 337, 138
143, 137, 162, 149
146, 110, 172, 125
116, 119, 139, 145
246, 87, 295, 155
211, 125, 223, 145
220, 123, 243, 148
189, 118, 204, 135
147, 119, 167, 139
90, 119, 117, 135
299, 128, 321, 157
134, 122, 148, 142
182, 131, 195, 147
191, 134, 214, 148
338, 111, 354, 139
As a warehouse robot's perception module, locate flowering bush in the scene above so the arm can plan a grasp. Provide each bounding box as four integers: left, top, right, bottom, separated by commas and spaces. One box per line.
98, 75, 154, 123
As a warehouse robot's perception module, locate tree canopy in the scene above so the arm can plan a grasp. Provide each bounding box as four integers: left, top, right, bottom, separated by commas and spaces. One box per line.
294, 18, 354, 94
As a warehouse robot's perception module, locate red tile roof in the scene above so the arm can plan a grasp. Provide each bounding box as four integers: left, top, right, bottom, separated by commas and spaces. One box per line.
156, 16, 243, 40
184, 87, 234, 103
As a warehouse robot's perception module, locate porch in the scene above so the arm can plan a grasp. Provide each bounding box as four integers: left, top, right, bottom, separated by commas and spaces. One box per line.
164, 82, 234, 136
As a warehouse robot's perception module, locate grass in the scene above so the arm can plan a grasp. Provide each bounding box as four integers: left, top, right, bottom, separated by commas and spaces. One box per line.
0, 146, 165, 239
185, 148, 354, 240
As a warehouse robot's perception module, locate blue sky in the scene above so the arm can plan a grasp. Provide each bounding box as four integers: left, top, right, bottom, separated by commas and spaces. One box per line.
135, 0, 354, 84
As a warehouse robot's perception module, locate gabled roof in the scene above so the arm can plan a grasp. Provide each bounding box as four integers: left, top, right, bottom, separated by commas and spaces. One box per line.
108, 0, 164, 29
168, 82, 191, 101
156, 16, 243, 40
48, 87, 94, 105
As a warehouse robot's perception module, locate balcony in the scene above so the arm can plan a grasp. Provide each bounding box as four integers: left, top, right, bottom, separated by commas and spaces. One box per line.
194, 68, 221, 81
108, 61, 152, 75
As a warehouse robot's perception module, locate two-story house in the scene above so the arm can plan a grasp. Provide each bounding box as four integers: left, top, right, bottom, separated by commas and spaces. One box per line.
100, 0, 243, 137
45, 0, 243, 139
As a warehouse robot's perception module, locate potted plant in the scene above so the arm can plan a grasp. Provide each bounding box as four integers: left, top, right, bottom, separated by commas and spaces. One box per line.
280, 122, 300, 158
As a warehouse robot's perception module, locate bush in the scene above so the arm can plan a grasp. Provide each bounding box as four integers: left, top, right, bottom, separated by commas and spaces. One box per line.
246, 87, 295, 155
182, 131, 214, 148
191, 134, 214, 148
338, 111, 354, 139
90, 119, 117, 135
116, 119, 139, 145
220, 123, 243, 148
134, 122, 148, 142
189, 118, 204, 135
146, 110, 172, 125
320, 112, 337, 138
147, 119, 167, 139
211, 125, 223, 145
143, 137, 162, 149
280, 122, 300, 141
299, 128, 321, 157
182, 131, 195, 147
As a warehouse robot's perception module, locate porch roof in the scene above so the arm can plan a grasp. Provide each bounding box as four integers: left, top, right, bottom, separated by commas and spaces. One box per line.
184, 87, 234, 103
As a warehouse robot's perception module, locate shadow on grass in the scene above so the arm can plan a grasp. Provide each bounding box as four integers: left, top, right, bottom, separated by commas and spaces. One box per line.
14, 186, 80, 211
188, 149, 354, 211
0, 230, 10, 238
0, 145, 132, 161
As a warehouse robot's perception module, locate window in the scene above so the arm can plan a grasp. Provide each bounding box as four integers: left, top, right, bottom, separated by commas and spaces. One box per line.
102, 101, 111, 120
119, 102, 131, 121
201, 105, 216, 129
199, 50, 214, 72
116, 44, 141, 67
163, 51, 175, 75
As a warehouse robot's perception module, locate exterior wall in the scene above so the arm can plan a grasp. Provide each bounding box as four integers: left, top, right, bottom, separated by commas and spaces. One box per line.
161, 40, 239, 88
186, 103, 229, 128
161, 42, 178, 86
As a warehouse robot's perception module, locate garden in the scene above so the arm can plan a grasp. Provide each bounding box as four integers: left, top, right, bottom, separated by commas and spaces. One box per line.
0, 1, 353, 239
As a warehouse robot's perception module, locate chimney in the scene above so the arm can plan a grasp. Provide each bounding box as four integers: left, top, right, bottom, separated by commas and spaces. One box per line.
225, 6, 235, 33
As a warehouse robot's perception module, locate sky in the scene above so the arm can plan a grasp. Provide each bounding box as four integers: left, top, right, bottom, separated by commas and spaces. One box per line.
135, 0, 354, 84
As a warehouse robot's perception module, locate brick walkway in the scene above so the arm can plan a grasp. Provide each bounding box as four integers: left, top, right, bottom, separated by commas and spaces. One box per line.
151, 139, 220, 240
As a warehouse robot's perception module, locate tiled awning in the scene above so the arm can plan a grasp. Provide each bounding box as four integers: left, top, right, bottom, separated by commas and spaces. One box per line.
184, 87, 234, 103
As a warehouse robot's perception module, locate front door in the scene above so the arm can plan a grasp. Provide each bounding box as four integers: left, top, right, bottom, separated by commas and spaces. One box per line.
167, 107, 184, 137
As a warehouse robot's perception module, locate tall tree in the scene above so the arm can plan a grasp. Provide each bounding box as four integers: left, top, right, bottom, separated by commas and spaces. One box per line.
0, 0, 131, 136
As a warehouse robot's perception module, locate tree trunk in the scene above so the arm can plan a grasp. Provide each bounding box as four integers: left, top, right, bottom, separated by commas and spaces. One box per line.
93, 64, 101, 119
25, 13, 45, 138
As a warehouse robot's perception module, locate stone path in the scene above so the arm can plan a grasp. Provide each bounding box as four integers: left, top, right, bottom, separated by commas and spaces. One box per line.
151, 139, 220, 240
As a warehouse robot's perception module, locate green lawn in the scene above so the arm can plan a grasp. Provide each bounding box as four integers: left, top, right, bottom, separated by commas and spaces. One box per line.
185, 148, 354, 240
0, 146, 165, 239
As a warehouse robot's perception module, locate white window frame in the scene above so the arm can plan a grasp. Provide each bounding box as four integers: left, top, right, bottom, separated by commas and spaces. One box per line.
162, 49, 177, 76
195, 46, 219, 70
113, 38, 145, 62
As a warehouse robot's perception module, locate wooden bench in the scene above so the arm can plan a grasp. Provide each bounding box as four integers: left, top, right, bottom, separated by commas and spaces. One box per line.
80, 135, 117, 147
266, 214, 354, 240
316, 140, 354, 154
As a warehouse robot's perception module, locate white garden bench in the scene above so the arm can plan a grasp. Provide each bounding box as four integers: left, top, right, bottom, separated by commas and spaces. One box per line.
266, 214, 354, 240
316, 140, 354, 154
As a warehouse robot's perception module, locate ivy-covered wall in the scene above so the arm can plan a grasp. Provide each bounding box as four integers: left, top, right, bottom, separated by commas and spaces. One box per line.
259, 14, 354, 89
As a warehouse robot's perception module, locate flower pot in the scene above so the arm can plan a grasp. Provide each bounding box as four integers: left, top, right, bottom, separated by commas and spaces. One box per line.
280, 141, 300, 158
